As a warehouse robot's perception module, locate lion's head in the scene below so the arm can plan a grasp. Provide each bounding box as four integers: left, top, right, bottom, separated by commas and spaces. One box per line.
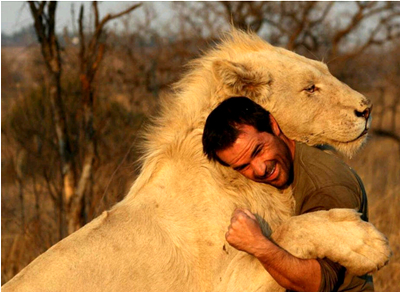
208, 31, 372, 157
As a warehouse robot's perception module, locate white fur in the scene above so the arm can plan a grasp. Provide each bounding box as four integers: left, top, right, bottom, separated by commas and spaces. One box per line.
2, 30, 390, 292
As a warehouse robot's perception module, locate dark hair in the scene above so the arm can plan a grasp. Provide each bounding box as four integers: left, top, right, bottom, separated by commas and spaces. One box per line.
202, 96, 272, 164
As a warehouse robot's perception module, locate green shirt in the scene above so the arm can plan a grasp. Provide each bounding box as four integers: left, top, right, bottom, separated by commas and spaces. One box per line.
291, 142, 373, 292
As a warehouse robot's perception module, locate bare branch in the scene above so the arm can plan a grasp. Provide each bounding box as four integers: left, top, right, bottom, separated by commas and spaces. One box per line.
92, 1, 99, 28
28, 2, 46, 44
310, 2, 334, 26
90, 44, 104, 81
220, 1, 270, 32
79, 4, 86, 73
43, 169, 58, 203
98, 3, 142, 28
332, 4, 365, 47
287, 2, 316, 50
89, 3, 142, 54
331, 2, 400, 57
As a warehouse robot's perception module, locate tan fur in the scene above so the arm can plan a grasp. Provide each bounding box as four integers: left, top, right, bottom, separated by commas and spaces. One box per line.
2, 30, 390, 292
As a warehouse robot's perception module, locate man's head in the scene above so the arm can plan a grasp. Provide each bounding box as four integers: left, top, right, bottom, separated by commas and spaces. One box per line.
202, 97, 295, 189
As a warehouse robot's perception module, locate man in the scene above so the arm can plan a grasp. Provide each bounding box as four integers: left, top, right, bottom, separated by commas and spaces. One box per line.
202, 97, 372, 292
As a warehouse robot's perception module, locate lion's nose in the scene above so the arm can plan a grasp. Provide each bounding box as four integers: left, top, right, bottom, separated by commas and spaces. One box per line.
355, 105, 372, 120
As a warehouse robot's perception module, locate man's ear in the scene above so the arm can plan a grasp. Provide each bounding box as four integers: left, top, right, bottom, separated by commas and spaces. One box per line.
212, 59, 272, 100
269, 115, 281, 136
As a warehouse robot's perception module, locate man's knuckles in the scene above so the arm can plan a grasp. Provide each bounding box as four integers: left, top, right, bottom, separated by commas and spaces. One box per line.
233, 212, 248, 222
242, 209, 256, 220
229, 222, 241, 232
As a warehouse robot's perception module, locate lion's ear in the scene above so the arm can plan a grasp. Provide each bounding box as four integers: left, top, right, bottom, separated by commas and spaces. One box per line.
212, 59, 272, 99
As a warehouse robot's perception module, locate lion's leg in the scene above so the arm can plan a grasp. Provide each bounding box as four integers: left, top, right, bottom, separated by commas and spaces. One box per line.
270, 209, 391, 275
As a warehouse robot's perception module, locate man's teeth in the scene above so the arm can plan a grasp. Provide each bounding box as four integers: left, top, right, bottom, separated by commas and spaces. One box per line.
266, 163, 276, 177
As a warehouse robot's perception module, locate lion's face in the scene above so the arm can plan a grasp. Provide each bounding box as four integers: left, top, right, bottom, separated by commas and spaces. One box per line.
212, 45, 372, 157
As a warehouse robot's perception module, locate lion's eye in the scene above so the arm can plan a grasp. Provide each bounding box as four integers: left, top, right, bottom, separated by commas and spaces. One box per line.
305, 84, 317, 93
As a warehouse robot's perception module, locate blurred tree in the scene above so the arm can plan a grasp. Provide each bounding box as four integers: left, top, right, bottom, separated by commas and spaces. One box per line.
69, 1, 141, 234
28, 1, 142, 235
219, 1, 400, 62
29, 1, 72, 238
369, 41, 400, 147
220, 1, 272, 33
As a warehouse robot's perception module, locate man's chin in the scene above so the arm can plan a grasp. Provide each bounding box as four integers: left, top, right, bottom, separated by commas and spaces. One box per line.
268, 180, 289, 190
259, 178, 285, 189
276, 181, 292, 190
267, 174, 292, 190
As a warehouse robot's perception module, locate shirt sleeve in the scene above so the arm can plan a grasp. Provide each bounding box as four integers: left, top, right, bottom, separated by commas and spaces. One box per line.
299, 185, 362, 215
299, 186, 362, 292
316, 258, 346, 292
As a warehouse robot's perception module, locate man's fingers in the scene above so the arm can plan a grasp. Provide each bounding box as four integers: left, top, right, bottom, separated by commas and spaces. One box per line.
225, 230, 229, 240
231, 209, 244, 223
232, 208, 257, 221
230, 213, 238, 224
242, 209, 257, 220
232, 208, 244, 217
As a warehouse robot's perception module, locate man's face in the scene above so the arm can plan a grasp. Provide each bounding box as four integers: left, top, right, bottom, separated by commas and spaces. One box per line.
216, 125, 294, 189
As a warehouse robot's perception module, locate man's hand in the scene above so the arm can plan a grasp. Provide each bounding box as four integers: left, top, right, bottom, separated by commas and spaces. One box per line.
225, 208, 268, 256
226, 208, 321, 292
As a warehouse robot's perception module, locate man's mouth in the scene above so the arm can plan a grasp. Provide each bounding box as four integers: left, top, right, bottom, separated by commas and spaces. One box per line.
266, 162, 276, 177
259, 161, 276, 180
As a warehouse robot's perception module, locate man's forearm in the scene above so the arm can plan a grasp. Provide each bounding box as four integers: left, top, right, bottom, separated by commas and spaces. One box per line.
252, 236, 321, 292
226, 209, 322, 292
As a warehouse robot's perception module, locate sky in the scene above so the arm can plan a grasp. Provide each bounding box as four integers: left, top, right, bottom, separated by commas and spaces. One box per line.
0, 1, 390, 47
1, 1, 170, 35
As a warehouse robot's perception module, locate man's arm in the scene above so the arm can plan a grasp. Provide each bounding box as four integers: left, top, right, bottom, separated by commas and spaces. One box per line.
226, 208, 321, 292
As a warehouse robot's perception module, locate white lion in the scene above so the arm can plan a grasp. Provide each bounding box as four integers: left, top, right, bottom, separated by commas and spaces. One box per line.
2, 30, 390, 292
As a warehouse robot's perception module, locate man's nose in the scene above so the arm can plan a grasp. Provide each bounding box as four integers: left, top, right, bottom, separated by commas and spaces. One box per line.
251, 160, 266, 178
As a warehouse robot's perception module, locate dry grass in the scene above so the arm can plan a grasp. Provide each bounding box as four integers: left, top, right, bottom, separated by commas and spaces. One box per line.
345, 136, 400, 291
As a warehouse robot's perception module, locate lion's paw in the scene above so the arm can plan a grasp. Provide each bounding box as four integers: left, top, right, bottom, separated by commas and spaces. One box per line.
271, 209, 392, 275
